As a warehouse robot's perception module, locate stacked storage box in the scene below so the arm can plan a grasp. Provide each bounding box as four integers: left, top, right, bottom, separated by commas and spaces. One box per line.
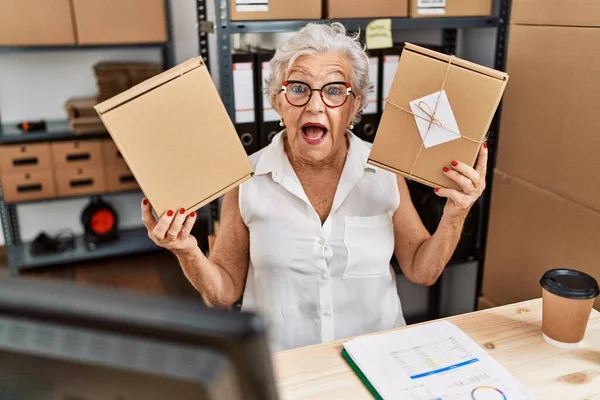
0, 139, 138, 203
482, 0, 600, 309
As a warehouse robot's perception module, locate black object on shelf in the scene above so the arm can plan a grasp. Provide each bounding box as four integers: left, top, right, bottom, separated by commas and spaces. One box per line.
16, 120, 47, 133
81, 197, 120, 250
29, 230, 75, 257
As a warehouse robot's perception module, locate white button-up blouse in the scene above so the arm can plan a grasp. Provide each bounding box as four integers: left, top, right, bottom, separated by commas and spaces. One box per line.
239, 130, 406, 352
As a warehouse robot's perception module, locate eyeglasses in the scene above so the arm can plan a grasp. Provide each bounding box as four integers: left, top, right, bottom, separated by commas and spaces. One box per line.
281, 80, 354, 108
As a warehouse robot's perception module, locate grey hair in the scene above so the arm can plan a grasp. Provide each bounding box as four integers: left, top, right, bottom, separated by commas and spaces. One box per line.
265, 22, 372, 124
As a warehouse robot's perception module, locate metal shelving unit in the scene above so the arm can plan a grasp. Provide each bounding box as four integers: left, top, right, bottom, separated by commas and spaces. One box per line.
0, 120, 109, 145
202, 0, 511, 319
0, 0, 176, 274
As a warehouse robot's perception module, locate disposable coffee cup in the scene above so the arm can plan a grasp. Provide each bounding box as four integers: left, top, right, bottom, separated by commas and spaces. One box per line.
540, 269, 600, 349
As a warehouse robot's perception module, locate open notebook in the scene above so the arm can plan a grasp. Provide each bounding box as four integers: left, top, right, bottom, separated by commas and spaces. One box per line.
342, 320, 534, 400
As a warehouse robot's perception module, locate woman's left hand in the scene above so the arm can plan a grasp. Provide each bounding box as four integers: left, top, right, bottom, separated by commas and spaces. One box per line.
435, 143, 488, 220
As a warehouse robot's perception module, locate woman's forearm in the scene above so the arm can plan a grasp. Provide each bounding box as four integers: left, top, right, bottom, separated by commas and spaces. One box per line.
410, 213, 467, 286
173, 246, 238, 307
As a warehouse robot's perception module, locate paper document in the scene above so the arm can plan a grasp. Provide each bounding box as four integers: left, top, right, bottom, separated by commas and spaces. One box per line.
343, 321, 534, 399
409, 90, 461, 149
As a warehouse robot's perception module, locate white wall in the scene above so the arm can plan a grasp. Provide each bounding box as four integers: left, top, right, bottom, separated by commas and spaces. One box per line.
0, 0, 201, 245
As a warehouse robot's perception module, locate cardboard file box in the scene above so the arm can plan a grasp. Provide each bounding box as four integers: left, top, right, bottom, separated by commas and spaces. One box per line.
1, 170, 57, 203
94, 57, 254, 217
71, 0, 167, 45
0, 143, 53, 173
55, 167, 106, 197
102, 139, 128, 169
327, 0, 408, 18
105, 164, 139, 193
0, 0, 76, 46
409, 0, 492, 18
229, 0, 322, 21
51, 140, 104, 169
369, 43, 508, 190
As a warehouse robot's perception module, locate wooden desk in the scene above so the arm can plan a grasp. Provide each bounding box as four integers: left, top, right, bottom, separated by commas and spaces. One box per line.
272, 299, 600, 400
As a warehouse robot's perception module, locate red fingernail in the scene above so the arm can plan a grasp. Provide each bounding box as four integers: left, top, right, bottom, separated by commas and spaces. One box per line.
483, 142, 488, 149
434, 188, 439, 193
451, 160, 458, 167
443, 167, 449, 173
179, 208, 185, 214
190, 211, 196, 218
142, 198, 148, 205
167, 210, 174, 217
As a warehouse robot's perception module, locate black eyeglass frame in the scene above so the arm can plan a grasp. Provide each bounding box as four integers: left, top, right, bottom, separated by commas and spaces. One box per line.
281, 80, 355, 108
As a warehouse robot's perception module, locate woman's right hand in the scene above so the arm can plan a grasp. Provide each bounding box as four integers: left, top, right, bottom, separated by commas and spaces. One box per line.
141, 198, 198, 254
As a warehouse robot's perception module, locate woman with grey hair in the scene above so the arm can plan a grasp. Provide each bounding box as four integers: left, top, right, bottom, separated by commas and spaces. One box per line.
141, 23, 488, 352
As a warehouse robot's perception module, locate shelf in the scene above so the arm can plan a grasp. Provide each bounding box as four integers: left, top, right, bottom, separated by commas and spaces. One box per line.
3, 190, 143, 206
6, 227, 162, 274
0, 120, 108, 145
0, 42, 168, 53
228, 16, 499, 34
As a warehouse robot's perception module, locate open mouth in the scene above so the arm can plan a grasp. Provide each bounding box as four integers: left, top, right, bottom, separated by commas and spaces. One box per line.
301, 122, 328, 145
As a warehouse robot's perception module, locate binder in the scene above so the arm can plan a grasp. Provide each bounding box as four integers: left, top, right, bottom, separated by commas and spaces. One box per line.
233, 52, 260, 155
256, 50, 283, 148
380, 45, 404, 113
356, 51, 382, 143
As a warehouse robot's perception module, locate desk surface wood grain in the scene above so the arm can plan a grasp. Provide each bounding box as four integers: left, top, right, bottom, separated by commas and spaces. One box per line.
272, 299, 600, 400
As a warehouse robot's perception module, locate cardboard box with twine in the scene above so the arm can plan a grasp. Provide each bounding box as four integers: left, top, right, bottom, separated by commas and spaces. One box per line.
368, 43, 508, 190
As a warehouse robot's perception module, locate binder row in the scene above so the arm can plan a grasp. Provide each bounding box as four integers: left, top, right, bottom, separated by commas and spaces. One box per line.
231, 45, 445, 155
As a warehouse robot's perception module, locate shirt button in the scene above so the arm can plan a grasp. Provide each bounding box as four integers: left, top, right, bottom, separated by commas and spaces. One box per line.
319, 238, 326, 246
323, 310, 331, 317
321, 272, 328, 279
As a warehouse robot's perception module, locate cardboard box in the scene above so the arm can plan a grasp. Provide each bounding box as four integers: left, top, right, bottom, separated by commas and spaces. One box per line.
71, 0, 167, 45
102, 140, 128, 169
511, 0, 600, 27
94, 57, 254, 217
497, 24, 600, 212
229, 0, 321, 21
1, 170, 57, 203
409, 0, 492, 18
0, 0, 76, 46
69, 117, 106, 135
476, 296, 498, 311
368, 43, 508, 190
65, 98, 99, 120
51, 140, 104, 169
327, 0, 408, 18
0, 143, 53, 173
105, 164, 139, 193
55, 167, 106, 197
483, 170, 600, 311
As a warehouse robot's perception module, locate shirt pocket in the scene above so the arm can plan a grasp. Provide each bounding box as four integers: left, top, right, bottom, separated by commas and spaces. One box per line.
343, 213, 394, 279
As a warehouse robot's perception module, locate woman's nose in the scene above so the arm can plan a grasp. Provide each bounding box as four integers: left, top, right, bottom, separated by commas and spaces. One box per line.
305, 91, 326, 113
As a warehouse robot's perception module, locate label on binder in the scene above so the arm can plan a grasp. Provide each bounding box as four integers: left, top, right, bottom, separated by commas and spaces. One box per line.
236, 0, 268, 12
